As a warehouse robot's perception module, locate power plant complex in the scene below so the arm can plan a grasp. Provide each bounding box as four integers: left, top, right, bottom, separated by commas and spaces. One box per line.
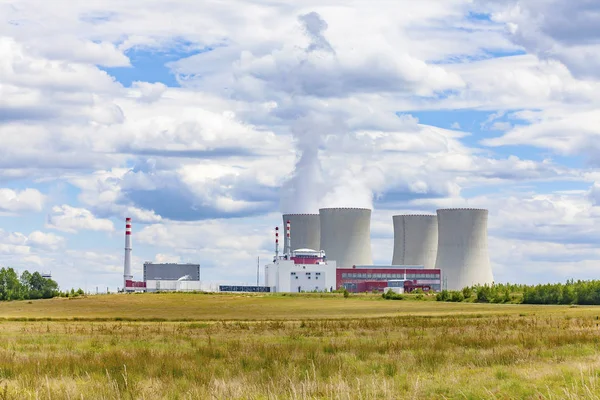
122, 207, 494, 294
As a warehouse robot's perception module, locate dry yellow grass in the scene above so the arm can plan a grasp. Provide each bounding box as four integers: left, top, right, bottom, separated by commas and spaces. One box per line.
1, 293, 600, 399
0, 292, 597, 320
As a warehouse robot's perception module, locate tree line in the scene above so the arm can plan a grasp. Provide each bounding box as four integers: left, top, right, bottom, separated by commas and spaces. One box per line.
435, 280, 600, 305
0, 267, 60, 300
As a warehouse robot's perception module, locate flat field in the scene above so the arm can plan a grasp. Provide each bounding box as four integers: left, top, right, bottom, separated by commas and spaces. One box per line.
1, 293, 600, 399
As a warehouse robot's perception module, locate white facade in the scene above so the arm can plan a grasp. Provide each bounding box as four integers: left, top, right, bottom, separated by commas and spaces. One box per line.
265, 259, 337, 293
434, 208, 494, 290
392, 215, 438, 269
319, 208, 373, 269
145, 280, 203, 292
282, 214, 320, 254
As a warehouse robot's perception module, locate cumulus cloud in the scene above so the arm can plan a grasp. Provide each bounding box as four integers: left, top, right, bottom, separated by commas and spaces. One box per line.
483, 0, 600, 79
47, 205, 115, 233
27, 231, 66, 250
1, 0, 600, 289
0, 188, 44, 213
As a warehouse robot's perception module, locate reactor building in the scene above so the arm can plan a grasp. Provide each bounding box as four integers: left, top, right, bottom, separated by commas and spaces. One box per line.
319, 208, 373, 269
434, 208, 493, 290
392, 214, 438, 269
264, 220, 337, 293
282, 214, 320, 254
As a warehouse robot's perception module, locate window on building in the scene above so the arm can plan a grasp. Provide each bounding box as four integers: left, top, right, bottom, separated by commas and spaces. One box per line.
342, 273, 347, 278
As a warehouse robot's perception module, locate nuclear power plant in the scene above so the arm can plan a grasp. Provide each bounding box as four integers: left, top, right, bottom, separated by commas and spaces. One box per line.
319, 208, 373, 269
282, 214, 320, 255
434, 208, 494, 290
247, 207, 494, 293
119, 207, 495, 294
392, 214, 438, 269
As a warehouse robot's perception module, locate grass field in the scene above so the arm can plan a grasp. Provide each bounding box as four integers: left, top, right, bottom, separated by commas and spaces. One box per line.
2, 293, 600, 399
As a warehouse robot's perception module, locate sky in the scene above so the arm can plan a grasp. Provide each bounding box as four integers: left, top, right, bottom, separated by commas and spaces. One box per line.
1, 0, 600, 292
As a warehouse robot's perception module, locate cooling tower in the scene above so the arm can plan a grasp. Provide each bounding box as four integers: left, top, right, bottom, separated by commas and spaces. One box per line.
283, 214, 320, 253
392, 215, 438, 269
319, 208, 373, 269
435, 208, 493, 290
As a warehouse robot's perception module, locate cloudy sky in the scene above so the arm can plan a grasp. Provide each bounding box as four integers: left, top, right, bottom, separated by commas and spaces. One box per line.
1, 0, 600, 291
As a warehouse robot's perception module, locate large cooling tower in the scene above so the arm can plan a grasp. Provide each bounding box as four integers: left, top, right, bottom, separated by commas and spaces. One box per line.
392, 215, 438, 269
319, 208, 373, 269
435, 208, 494, 290
283, 214, 320, 253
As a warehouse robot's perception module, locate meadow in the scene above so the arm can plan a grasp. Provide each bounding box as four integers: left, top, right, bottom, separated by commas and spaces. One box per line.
1, 293, 600, 399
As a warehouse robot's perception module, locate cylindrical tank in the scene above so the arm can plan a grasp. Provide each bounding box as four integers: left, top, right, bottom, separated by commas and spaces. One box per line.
434, 208, 494, 290
392, 215, 438, 269
319, 208, 373, 269
282, 214, 320, 253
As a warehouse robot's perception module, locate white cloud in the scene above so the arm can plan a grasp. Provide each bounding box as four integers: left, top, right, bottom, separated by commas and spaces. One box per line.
0, 0, 599, 289
0, 188, 44, 213
46, 205, 115, 233
27, 231, 66, 250
154, 253, 181, 263
482, 0, 600, 79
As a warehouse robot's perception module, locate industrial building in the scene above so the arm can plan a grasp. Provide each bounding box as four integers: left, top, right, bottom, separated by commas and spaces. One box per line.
434, 208, 493, 290
392, 214, 438, 269
264, 221, 336, 292
265, 248, 337, 293
143, 262, 202, 292
282, 214, 320, 255
121, 218, 202, 292
337, 265, 441, 293
319, 208, 373, 269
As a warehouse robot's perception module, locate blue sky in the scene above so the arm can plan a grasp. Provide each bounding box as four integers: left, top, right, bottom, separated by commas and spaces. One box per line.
1, 0, 600, 291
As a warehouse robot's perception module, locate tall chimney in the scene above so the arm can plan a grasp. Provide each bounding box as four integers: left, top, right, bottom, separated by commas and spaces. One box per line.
275, 227, 279, 258
123, 217, 132, 289
286, 220, 291, 256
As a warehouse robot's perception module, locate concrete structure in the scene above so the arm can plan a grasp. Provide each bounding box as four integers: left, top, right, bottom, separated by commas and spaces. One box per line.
319, 208, 373, 269
123, 218, 133, 291
265, 249, 337, 293
392, 215, 438, 269
337, 265, 441, 292
282, 214, 320, 254
143, 263, 202, 292
434, 208, 494, 290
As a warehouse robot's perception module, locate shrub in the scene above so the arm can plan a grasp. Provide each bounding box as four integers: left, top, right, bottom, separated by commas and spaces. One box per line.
436, 290, 450, 302
462, 287, 473, 300
450, 291, 464, 302
382, 290, 404, 300
343, 289, 350, 298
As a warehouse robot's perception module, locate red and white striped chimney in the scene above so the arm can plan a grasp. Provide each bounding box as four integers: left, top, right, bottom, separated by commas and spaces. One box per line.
275, 226, 279, 258
123, 218, 133, 289
286, 220, 291, 256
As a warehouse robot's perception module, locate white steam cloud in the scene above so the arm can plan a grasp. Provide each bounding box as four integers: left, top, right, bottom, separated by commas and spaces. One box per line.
279, 11, 375, 214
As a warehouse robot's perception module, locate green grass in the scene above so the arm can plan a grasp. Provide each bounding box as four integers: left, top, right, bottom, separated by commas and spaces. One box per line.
1, 293, 600, 398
